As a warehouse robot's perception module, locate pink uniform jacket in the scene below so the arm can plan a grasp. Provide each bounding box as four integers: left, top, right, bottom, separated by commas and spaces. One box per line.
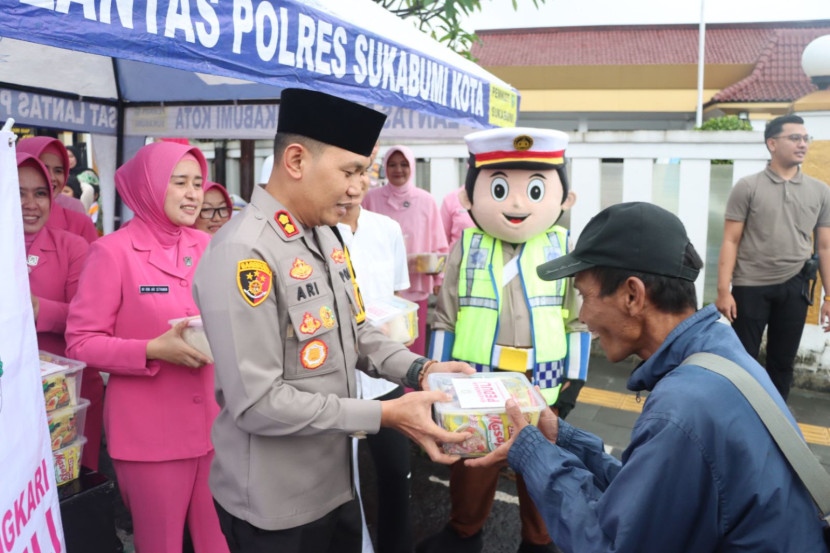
28, 226, 89, 355
362, 146, 448, 302
440, 187, 475, 250
49, 201, 98, 243
66, 219, 215, 462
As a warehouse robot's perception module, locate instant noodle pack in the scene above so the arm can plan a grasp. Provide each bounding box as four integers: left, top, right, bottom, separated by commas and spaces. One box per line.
427, 372, 547, 457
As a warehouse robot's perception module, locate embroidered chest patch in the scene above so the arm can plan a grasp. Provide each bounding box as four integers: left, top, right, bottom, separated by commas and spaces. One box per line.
289, 258, 313, 280
301, 340, 328, 369
319, 306, 336, 328
299, 312, 322, 335
330, 248, 346, 264
237, 259, 273, 307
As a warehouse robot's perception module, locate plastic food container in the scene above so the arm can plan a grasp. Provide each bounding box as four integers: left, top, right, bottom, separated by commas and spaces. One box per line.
47, 398, 90, 451
428, 372, 546, 457
39, 351, 85, 413
53, 436, 87, 486
365, 297, 419, 343
168, 316, 213, 360
408, 253, 447, 274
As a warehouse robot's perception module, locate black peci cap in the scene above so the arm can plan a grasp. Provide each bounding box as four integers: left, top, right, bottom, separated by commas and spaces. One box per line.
537, 202, 700, 282
277, 88, 386, 157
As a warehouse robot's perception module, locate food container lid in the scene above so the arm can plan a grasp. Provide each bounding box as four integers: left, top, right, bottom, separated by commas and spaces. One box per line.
47, 398, 91, 421
365, 296, 419, 326
53, 435, 88, 455
169, 315, 203, 328
39, 351, 86, 377
428, 372, 546, 415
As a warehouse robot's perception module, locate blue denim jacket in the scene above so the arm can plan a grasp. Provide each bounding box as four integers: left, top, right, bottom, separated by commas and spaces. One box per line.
509, 305, 827, 552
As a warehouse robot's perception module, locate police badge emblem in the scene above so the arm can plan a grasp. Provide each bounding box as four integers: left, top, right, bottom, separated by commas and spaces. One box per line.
237, 259, 273, 307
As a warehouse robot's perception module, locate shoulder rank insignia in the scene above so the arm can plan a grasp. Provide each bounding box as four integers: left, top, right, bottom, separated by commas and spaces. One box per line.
289, 258, 313, 280
301, 340, 328, 369
299, 312, 322, 335
320, 306, 336, 328
275, 210, 299, 237
237, 259, 273, 307
330, 248, 346, 264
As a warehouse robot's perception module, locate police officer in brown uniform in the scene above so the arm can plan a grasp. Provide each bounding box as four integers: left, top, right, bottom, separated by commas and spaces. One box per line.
193, 89, 474, 553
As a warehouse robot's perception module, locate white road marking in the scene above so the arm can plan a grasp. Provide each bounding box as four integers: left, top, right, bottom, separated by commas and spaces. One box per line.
428, 475, 519, 505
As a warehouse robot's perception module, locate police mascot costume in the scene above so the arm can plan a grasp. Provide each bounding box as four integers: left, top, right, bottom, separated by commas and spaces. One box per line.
418, 128, 590, 553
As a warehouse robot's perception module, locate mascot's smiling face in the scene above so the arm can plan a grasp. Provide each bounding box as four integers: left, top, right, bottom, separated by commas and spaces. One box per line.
461, 167, 574, 243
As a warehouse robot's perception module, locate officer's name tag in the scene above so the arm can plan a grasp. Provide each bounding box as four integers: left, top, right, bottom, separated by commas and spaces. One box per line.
140, 286, 169, 294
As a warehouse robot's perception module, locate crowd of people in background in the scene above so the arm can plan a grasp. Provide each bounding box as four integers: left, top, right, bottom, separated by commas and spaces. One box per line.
14, 106, 830, 553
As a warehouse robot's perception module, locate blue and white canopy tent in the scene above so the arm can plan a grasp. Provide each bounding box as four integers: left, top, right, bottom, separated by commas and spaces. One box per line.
0, 0, 520, 232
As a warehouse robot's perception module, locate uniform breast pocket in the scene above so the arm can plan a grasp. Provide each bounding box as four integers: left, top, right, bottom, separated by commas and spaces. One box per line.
283, 297, 343, 381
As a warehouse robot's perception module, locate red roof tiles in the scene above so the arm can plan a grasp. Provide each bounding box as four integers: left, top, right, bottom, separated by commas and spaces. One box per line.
711, 28, 827, 102
472, 21, 830, 102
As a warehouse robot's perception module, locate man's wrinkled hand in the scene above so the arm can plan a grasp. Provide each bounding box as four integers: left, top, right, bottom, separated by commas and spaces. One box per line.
381, 389, 472, 465
464, 398, 529, 468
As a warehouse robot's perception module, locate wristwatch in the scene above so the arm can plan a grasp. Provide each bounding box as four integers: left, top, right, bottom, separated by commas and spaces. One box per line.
405, 357, 432, 390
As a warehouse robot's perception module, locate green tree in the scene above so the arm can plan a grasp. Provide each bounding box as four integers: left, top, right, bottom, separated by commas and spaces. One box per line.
374, 0, 545, 58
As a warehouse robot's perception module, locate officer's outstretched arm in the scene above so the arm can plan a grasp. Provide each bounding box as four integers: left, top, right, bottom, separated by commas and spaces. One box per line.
380, 389, 471, 464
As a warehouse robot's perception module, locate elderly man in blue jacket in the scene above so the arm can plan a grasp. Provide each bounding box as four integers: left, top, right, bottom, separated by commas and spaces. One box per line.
468, 202, 828, 552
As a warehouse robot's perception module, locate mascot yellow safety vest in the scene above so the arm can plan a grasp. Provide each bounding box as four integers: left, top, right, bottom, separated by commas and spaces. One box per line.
452, 227, 569, 404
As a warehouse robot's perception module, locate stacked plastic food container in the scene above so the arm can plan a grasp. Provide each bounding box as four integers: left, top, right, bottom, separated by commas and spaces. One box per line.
365, 296, 420, 343
40, 351, 89, 485
428, 372, 547, 457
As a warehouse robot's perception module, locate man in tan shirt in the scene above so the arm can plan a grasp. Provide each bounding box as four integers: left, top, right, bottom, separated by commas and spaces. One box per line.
716, 114, 830, 400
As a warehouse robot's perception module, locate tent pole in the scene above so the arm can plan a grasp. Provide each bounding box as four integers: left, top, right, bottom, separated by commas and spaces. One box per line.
112, 59, 125, 231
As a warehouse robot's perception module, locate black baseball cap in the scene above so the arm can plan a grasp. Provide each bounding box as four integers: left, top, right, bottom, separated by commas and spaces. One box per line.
278, 88, 386, 157
537, 202, 700, 282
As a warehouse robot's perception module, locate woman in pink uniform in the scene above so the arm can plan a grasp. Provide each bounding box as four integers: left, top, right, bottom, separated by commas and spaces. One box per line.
440, 186, 475, 250
193, 181, 232, 235
18, 148, 104, 470
66, 142, 228, 553
19, 152, 88, 355
362, 145, 448, 355
17, 137, 98, 243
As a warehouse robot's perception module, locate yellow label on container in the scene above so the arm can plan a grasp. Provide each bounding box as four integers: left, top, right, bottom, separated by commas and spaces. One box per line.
488, 85, 518, 128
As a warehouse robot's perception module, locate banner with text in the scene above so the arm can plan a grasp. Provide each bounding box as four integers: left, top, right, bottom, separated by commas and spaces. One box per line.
0, 0, 519, 129
0, 131, 65, 553
0, 88, 118, 135
125, 102, 476, 139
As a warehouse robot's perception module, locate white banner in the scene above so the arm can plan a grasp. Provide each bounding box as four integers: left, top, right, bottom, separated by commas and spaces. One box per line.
0, 130, 66, 553
124, 104, 474, 140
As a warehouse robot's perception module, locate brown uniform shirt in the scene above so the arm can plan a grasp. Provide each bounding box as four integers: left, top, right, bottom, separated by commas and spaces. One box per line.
725, 166, 830, 286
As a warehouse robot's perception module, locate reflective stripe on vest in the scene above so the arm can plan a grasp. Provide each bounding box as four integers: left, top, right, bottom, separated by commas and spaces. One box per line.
453, 227, 569, 395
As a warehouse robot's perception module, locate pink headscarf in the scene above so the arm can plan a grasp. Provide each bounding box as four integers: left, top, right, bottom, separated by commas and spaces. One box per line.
17, 152, 53, 248
202, 181, 232, 210
116, 142, 208, 246
378, 145, 417, 210
17, 137, 71, 187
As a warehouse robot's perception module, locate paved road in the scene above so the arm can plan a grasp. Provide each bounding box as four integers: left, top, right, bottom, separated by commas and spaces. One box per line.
113, 354, 830, 553
361, 354, 830, 553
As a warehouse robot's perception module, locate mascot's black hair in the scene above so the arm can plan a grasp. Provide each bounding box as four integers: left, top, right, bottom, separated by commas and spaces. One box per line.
464, 155, 570, 206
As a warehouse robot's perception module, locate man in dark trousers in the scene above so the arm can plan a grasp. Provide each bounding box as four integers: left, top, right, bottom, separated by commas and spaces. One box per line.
716, 114, 830, 400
